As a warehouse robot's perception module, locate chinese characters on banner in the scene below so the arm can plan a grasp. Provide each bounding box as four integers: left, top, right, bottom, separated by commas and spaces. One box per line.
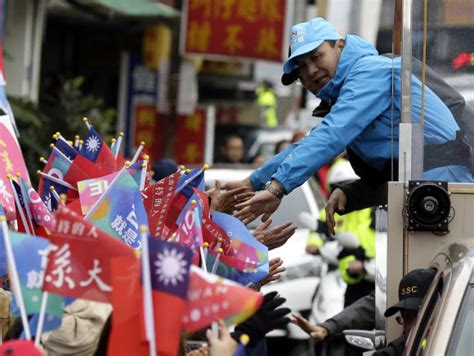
181, 0, 289, 62
172, 108, 207, 165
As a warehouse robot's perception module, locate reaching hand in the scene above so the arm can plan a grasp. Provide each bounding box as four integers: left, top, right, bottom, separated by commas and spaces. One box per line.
234, 191, 281, 225
325, 188, 347, 235
208, 180, 254, 214
254, 219, 296, 250
222, 177, 254, 192
291, 314, 329, 341
232, 291, 291, 347
206, 320, 238, 356
259, 258, 285, 287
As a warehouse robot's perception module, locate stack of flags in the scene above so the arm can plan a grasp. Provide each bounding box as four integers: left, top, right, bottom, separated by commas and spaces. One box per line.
0, 119, 269, 355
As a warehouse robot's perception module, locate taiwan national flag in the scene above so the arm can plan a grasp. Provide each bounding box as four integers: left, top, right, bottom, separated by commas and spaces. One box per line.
79, 126, 116, 174
182, 266, 263, 332
148, 238, 193, 356
8, 232, 64, 323
54, 136, 78, 160
86, 169, 148, 250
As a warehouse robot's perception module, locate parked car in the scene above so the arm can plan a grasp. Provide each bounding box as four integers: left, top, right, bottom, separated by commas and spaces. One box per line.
204, 167, 326, 343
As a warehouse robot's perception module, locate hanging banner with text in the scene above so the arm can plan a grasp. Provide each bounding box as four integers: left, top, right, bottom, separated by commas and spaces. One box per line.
180, 0, 292, 63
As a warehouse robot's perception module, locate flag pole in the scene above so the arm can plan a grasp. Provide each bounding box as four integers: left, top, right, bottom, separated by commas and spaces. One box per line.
49, 186, 66, 207
82, 117, 92, 130
74, 135, 81, 149
130, 141, 145, 164
37, 171, 77, 191
34, 291, 49, 346
17, 175, 37, 236
114, 132, 124, 159
0, 215, 32, 340
174, 164, 208, 196
39, 157, 48, 165
210, 247, 223, 274
139, 155, 149, 191
140, 225, 157, 356
7, 175, 33, 236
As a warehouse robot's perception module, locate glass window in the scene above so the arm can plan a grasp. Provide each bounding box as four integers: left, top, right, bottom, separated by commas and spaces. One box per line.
447, 284, 474, 355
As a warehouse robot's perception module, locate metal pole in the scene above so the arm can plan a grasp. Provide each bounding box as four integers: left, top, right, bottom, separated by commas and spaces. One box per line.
400, 0, 412, 124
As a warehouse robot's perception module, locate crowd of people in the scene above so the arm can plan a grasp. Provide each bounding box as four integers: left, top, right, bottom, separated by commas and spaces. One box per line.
1, 14, 471, 356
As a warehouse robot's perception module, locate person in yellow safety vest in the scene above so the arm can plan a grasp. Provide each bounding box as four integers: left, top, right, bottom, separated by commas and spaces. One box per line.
256, 80, 278, 128
307, 158, 376, 307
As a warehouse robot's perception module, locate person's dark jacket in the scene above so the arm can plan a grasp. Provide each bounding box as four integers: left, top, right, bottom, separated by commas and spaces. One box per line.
373, 335, 407, 356
319, 290, 375, 335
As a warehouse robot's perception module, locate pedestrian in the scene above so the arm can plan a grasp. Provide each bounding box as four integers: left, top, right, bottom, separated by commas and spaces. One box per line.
224, 17, 472, 226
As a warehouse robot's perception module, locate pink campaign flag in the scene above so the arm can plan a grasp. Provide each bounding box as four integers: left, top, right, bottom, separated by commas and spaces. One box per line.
0, 116, 29, 220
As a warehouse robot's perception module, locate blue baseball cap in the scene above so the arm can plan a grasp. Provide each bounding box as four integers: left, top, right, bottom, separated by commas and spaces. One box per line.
283, 18, 341, 74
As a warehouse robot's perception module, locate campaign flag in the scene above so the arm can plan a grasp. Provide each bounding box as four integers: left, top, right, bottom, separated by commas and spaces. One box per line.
19, 177, 55, 232
182, 266, 263, 332
142, 172, 179, 239
148, 238, 193, 356
0, 116, 29, 220
109, 256, 149, 356
44, 207, 135, 302
38, 147, 73, 212
8, 232, 64, 320
174, 202, 203, 250
202, 218, 232, 254
212, 212, 269, 282
176, 168, 205, 199
86, 170, 148, 250
79, 126, 116, 174
77, 164, 146, 216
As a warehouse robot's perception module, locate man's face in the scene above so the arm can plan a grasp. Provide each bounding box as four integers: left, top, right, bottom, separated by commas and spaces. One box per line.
294, 39, 345, 94
224, 137, 244, 163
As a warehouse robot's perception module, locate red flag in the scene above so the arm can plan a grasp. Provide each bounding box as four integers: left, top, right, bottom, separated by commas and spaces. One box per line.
182, 266, 263, 332
142, 172, 179, 239
108, 256, 149, 356
79, 126, 117, 174
148, 238, 193, 356
43, 207, 135, 303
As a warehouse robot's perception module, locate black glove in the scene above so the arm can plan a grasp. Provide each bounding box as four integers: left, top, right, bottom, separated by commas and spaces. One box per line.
231, 291, 291, 347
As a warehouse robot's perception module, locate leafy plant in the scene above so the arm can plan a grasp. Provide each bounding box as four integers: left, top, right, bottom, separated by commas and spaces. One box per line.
9, 76, 117, 186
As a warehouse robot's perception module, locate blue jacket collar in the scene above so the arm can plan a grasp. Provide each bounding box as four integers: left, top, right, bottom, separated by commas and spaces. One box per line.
317, 35, 379, 101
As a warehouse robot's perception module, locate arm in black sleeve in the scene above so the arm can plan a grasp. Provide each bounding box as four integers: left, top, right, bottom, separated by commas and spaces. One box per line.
319, 290, 376, 336
332, 180, 387, 214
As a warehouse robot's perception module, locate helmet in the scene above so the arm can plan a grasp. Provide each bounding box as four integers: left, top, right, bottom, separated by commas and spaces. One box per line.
327, 159, 359, 187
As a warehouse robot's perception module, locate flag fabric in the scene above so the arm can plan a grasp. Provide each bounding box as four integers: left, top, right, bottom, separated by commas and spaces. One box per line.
176, 169, 205, 199
55, 136, 78, 161
43, 207, 135, 303
77, 164, 145, 216
38, 147, 76, 212
182, 266, 263, 332
174, 203, 203, 250
8, 232, 64, 320
212, 212, 269, 282
142, 172, 179, 240
109, 255, 149, 356
0, 116, 30, 220
87, 169, 148, 250
19, 177, 55, 232
148, 238, 193, 356
79, 126, 116, 174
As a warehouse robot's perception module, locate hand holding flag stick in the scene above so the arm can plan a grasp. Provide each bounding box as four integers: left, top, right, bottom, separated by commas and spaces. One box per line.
0, 215, 32, 340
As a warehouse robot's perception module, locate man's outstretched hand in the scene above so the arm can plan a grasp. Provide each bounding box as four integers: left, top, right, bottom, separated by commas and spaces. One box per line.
325, 187, 347, 235
291, 314, 329, 341
234, 191, 281, 225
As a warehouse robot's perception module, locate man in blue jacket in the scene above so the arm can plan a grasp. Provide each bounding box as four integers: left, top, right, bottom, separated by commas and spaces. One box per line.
229, 17, 472, 225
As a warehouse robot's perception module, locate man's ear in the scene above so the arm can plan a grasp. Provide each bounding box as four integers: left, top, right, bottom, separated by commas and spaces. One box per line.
337, 39, 345, 50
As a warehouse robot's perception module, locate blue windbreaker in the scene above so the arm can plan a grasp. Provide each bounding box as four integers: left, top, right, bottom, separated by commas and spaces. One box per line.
250, 35, 473, 193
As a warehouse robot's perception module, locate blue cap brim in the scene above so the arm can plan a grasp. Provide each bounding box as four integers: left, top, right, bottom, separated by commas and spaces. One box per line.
283, 39, 324, 74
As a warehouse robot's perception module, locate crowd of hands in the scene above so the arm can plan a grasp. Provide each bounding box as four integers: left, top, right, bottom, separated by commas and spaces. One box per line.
196, 178, 344, 355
